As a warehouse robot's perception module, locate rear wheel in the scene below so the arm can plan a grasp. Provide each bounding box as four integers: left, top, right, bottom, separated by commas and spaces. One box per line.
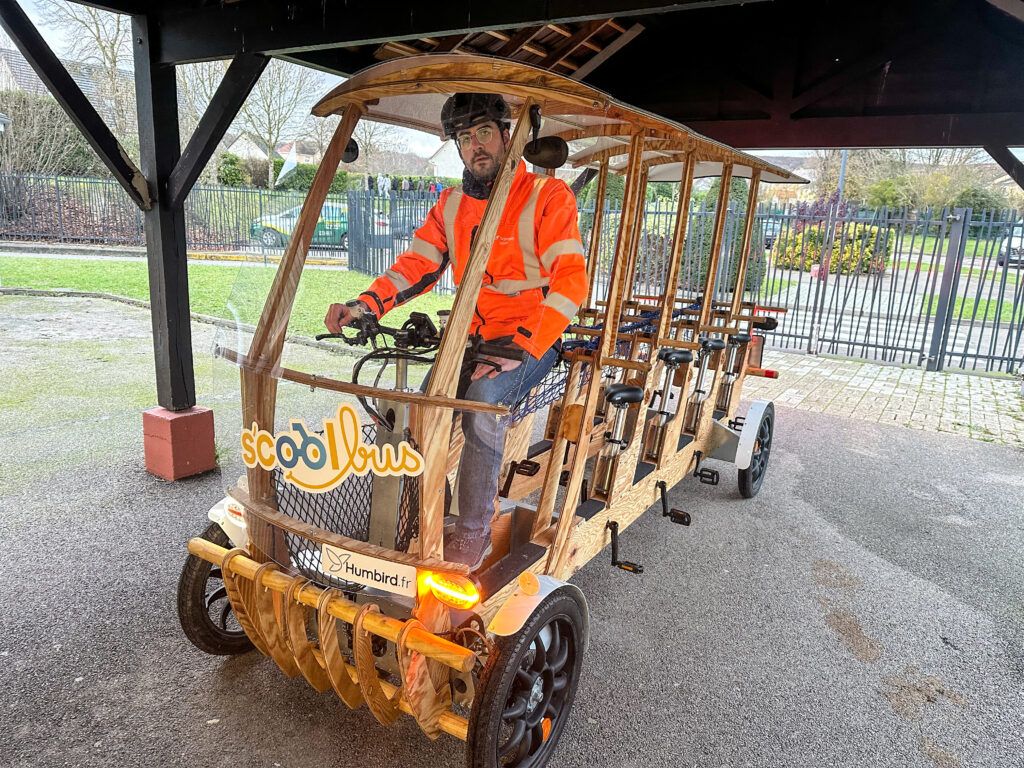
177, 523, 254, 655
467, 591, 586, 768
738, 404, 774, 499
339, 232, 349, 251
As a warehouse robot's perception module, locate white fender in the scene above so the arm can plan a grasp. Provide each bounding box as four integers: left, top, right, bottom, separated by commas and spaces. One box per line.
487, 573, 590, 650
207, 495, 248, 549
735, 400, 774, 470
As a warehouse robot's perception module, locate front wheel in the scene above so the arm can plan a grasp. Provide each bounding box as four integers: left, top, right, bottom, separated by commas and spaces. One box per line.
260, 228, 282, 247
177, 523, 254, 655
738, 403, 774, 499
467, 591, 587, 768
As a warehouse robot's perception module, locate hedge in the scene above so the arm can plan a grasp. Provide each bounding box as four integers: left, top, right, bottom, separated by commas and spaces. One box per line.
772, 223, 894, 274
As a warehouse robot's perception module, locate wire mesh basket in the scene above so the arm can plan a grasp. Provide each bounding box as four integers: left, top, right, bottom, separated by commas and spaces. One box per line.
248, 423, 421, 592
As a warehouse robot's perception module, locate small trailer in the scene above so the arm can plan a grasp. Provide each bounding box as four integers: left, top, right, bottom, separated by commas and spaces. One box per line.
177, 54, 803, 767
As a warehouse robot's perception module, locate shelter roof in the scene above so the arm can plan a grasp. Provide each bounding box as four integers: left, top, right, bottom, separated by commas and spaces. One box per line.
312, 54, 804, 184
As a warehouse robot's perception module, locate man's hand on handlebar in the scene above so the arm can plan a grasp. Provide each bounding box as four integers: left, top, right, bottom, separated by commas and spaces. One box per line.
324, 300, 371, 334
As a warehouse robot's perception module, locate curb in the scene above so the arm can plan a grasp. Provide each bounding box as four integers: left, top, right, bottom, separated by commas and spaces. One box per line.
0, 240, 348, 267
0, 287, 363, 358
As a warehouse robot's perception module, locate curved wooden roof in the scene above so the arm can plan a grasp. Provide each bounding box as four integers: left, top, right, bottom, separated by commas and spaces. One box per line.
312, 54, 805, 184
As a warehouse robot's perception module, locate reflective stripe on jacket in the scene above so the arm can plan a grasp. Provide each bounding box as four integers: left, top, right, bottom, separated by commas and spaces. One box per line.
358, 162, 587, 359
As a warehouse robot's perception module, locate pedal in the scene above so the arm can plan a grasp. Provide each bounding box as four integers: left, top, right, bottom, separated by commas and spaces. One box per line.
515, 460, 541, 476
666, 508, 691, 526
696, 468, 720, 486
606, 521, 644, 575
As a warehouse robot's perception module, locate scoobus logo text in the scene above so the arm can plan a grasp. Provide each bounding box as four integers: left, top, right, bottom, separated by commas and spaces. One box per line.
240, 403, 424, 493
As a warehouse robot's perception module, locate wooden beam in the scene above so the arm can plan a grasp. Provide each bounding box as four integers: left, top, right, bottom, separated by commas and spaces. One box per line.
729, 170, 761, 315
538, 19, 607, 70
0, 0, 150, 211
985, 145, 1024, 191
168, 53, 268, 209
495, 26, 545, 57
679, 112, 1024, 149
571, 22, 645, 81
153, 0, 754, 64
132, 13, 192, 410
786, 25, 932, 116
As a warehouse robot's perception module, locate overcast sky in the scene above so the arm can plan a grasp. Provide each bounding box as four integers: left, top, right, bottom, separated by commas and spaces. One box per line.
8, 0, 1021, 164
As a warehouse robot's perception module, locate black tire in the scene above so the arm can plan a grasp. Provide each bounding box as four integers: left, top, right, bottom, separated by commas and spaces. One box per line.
177, 523, 255, 656
738, 403, 774, 499
260, 228, 282, 247
467, 591, 587, 768
339, 232, 349, 251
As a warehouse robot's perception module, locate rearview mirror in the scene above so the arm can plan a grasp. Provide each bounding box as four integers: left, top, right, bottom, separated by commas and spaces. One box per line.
343, 139, 359, 164
523, 137, 568, 169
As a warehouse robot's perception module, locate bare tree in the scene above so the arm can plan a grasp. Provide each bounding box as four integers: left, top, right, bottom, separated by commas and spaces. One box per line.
351, 119, 408, 173
0, 90, 99, 174
36, 1, 136, 149
237, 59, 323, 187
177, 60, 230, 182
302, 112, 340, 163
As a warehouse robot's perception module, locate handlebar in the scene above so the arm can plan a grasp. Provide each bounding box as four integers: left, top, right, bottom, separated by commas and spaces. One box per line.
316, 311, 440, 350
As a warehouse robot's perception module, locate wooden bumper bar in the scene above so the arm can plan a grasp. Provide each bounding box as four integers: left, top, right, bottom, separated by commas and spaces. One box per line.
187, 537, 477, 674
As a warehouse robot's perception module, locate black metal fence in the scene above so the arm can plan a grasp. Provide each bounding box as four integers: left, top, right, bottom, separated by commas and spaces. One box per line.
1, 172, 1021, 373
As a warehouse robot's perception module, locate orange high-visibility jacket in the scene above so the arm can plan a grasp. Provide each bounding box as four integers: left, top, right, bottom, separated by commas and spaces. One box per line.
357, 162, 587, 359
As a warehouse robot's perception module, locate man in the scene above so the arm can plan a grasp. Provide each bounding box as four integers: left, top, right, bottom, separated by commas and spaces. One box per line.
325, 93, 587, 569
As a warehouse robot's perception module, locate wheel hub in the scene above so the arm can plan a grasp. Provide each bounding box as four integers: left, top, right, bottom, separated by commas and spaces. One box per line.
527, 676, 544, 713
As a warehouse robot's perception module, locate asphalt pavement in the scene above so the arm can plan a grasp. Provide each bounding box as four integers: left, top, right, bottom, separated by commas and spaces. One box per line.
2, 295, 1023, 768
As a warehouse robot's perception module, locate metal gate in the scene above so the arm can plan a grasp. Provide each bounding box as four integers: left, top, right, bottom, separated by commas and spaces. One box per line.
751, 205, 1024, 374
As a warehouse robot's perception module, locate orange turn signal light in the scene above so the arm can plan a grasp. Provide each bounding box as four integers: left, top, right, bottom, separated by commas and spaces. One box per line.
424, 572, 481, 610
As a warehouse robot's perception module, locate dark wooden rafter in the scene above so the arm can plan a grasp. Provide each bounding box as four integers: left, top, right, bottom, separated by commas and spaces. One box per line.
785, 24, 934, 117
496, 26, 546, 57
0, 0, 151, 210
984, 145, 1024, 191
150, 0, 722, 64
539, 19, 608, 69
168, 52, 269, 209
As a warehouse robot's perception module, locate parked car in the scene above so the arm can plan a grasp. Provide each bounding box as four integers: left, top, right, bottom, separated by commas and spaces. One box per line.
997, 225, 1023, 267
762, 219, 783, 250
251, 202, 348, 249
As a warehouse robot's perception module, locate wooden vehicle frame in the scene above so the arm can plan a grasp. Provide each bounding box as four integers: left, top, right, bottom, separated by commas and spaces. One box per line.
179, 54, 803, 767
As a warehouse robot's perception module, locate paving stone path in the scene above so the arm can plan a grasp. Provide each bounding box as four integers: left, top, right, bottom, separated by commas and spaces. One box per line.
746, 349, 1024, 449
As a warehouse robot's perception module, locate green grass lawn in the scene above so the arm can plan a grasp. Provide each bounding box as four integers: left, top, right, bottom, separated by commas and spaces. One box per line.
0, 256, 454, 338
922, 294, 1021, 324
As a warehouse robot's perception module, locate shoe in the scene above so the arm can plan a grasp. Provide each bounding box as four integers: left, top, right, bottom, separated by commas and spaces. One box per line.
443, 530, 493, 572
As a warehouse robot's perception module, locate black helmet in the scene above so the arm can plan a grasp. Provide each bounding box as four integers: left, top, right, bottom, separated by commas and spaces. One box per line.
440, 93, 510, 139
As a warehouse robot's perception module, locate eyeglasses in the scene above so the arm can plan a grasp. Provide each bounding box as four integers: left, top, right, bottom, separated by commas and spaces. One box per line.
455, 125, 496, 149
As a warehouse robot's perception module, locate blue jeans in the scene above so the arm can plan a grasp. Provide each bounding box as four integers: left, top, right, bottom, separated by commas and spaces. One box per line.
422, 345, 559, 539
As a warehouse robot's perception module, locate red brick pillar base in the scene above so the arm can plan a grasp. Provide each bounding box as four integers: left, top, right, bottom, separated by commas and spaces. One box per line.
143, 406, 217, 480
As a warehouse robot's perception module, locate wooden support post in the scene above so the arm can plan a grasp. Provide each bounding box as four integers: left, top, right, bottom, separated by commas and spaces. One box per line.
168, 53, 269, 209
646, 153, 694, 464
698, 164, 734, 329
0, 0, 150, 211
133, 14, 193, 411
240, 108, 362, 503
584, 160, 609, 309
547, 131, 645, 577
623, 166, 649, 305
415, 100, 536, 561
729, 170, 761, 317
